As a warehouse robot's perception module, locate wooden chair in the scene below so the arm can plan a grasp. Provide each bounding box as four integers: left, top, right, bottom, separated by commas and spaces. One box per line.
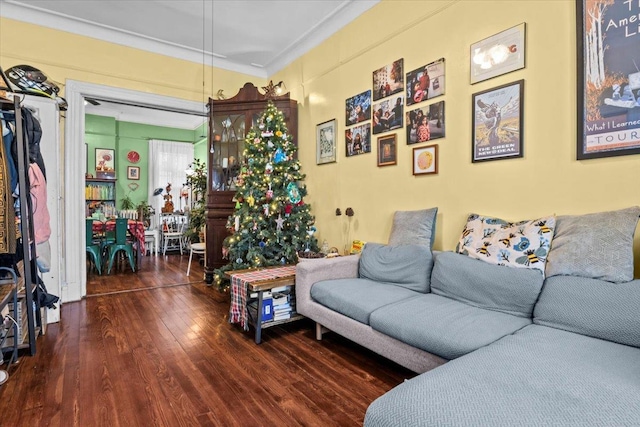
105, 218, 136, 274
86, 218, 102, 275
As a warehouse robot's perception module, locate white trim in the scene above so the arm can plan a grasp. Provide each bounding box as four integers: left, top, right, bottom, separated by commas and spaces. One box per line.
64, 80, 205, 301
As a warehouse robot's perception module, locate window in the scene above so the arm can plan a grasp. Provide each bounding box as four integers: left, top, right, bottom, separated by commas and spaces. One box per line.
148, 140, 194, 216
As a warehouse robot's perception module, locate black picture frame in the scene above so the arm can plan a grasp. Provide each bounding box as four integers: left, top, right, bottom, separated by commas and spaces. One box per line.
577, 0, 640, 160
472, 80, 524, 163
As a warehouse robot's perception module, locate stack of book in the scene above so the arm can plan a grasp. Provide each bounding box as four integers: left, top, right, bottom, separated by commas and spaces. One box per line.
271, 285, 296, 322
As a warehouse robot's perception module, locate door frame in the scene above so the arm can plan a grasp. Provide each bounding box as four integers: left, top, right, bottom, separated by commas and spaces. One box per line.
64, 80, 205, 301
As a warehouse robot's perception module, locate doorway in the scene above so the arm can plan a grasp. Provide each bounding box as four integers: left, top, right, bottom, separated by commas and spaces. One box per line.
65, 80, 206, 301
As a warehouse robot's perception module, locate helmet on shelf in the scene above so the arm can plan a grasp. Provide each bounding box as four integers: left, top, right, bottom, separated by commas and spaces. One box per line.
5, 64, 67, 110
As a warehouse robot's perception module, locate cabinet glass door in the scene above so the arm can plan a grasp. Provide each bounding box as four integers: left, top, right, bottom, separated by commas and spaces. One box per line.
211, 114, 245, 191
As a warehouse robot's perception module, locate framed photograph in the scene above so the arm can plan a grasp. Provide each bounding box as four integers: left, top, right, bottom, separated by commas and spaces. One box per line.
95, 148, 115, 179
406, 100, 445, 145
470, 23, 526, 84
413, 145, 438, 175
316, 119, 337, 164
472, 80, 524, 162
373, 58, 404, 101
127, 166, 140, 180
406, 58, 445, 106
345, 90, 372, 126
577, 0, 640, 159
345, 123, 371, 157
377, 134, 397, 166
373, 95, 404, 134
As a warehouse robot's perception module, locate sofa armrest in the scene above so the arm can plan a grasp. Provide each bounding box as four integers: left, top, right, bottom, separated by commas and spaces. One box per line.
295, 255, 360, 313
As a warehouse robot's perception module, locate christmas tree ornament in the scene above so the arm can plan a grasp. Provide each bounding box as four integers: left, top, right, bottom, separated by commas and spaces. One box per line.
235, 201, 241, 209
253, 221, 258, 231
259, 241, 266, 248
267, 140, 274, 148
266, 185, 273, 200
234, 216, 240, 231
236, 258, 243, 264
297, 199, 305, 206
263, 204, 269, 215
284, 204, 293, 216
265, 163, 274, 174
261, 131, 273, 138
247, 194, 255, 207
276, 214, 285, 230
287, 182, 301, 204
275, 130, 283, 138
273, 148, 287, 163
259, 123, 264, 130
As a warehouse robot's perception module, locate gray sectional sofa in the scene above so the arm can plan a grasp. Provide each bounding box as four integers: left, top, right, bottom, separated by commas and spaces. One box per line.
295, 207, 640, 426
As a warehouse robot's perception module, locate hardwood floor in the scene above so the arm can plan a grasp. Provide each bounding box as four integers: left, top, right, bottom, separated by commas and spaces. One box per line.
0, 256, 415, 426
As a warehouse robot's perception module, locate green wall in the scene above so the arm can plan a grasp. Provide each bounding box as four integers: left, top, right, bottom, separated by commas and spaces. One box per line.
85, 114, 208, 208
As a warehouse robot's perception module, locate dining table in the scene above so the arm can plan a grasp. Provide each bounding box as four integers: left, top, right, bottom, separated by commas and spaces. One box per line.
91, 219, 146, 255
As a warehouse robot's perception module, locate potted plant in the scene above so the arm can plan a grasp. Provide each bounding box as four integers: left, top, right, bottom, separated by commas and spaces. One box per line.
136, 200, 154, 229
184, 158, 207, 243
120, 193, 135, 210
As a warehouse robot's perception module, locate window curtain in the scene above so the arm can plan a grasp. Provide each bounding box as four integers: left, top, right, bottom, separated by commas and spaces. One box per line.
148, 140, 194, 220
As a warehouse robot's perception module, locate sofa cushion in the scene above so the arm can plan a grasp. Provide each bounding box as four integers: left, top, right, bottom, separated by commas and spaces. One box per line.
388, 208, 438, 247
369, 293, 531, 360
365, 324, 640, 427
359, 243, 433, 293
431, 251, 544, 318
534, 275, 640, 348
545, 206, 640, 283
455, 213, 555, 275
310, 278, 419, 325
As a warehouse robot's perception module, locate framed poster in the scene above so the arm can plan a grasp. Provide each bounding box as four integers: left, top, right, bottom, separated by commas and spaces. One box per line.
472, 80, 524, 162
345, 90, 372, 126
95, 148, 115, 179
373, 95, 404, 135
316, 119, 337, 164
406, 100, 445, 145
406, 58, 446, 106
577, 0, 640, 159
470, 23, 526, 84
373, 58, 404, 101
345, 123, 371, 157
377, 134, 397, 166
127, 166, 140, 180
413, 145, 438, 175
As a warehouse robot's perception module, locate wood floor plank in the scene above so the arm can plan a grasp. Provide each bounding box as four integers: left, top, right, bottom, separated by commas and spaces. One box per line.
1, 256, 415, 426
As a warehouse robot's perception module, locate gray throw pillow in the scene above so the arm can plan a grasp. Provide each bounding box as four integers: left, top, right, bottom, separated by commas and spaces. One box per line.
359, 243, 433, 293
545, 206, 640, 283
388, 208, 438, 247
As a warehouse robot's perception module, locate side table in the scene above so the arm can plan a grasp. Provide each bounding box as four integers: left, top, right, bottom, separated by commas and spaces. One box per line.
227, 265, 303, 344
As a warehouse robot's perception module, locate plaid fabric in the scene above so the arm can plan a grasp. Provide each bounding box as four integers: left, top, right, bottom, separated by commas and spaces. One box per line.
229, 265, 296, 331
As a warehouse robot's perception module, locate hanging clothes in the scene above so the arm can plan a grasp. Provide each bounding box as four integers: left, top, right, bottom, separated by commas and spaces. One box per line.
0, 125, 16, 254
29, 162, 51, 272
10, 107, 45, 182
1, 115, 17, 193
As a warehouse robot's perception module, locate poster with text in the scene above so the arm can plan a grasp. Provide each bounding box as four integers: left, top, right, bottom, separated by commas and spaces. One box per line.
578, 0, 640, 159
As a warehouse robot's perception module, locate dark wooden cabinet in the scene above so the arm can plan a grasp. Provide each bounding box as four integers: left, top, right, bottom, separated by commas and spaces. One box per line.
204, 83, 298, 284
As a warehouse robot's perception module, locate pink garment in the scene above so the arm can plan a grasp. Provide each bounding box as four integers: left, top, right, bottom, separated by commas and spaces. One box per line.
28, 163, 51, 244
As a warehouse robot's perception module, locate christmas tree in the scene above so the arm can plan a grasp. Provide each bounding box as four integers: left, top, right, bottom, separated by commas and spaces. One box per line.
215, 101, 318, 285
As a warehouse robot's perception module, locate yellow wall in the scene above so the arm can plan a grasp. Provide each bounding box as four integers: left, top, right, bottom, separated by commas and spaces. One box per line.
2, 1, 640, 273
0, 18, 260, 109
273, 0, 640, 272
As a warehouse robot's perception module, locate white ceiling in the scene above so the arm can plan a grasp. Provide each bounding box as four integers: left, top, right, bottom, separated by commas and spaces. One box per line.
1, 0, 378, 130
1, 0, 378, 77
